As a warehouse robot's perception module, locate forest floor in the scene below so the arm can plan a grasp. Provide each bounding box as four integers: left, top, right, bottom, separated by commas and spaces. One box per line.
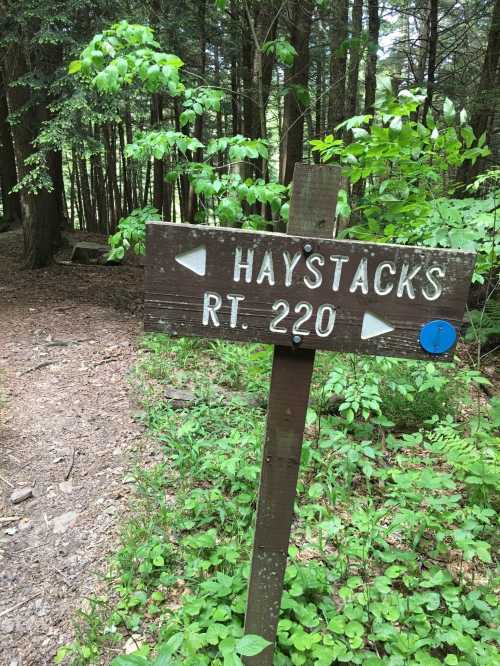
0, 228, 145, 666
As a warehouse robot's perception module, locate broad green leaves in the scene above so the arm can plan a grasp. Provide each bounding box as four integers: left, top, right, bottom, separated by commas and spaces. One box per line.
311, 85, 490, 259
262, 38, 297, 67
69, 21, 184, 95
234, 635, 271, 656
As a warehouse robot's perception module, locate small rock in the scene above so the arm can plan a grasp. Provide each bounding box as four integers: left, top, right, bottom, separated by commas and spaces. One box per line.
10, 487, 33, 505
59, 481, 73, 494
52, 511, 78, 534
164, 386, 196, 408
124, 635, 144, 654
71, 241, 111, 265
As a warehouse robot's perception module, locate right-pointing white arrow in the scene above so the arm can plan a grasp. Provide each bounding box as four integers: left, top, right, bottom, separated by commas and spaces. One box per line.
175, 245, 207, 276
361, 312, 395, 340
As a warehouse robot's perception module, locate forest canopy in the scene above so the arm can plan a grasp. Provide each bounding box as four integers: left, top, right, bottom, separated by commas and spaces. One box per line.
0, 0, 499, 277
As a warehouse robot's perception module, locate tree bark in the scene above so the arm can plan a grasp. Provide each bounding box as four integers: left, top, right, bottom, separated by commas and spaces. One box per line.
0, 73, 21, 226
458, 0, 500, 185
422, 0, 438, 121
346, 0, 363, 120
2, 47, 61, 268
328, 0, 349, 130
280, 0, 314, 186
364, 0, 380, 114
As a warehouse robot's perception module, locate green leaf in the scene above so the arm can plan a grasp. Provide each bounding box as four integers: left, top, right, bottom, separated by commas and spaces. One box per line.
328, 616, 346, 634
111, 656, 148, 666
235, 635, 272, 657
179, 109, 196, 127
68, 60, 82, 74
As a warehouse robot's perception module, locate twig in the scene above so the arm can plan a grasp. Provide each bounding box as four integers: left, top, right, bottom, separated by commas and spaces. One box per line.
0, 593, 41, 619
94, 355, 122, 366
52, 567, 72, 588
65, 447, 76, 480
0, 473, 14, 488
21, 361, 56, 376
0, 516, 20, 524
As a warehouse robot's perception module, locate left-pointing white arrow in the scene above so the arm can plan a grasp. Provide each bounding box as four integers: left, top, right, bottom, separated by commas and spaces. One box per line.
175, 245, 207, 276
361, 311, 395, 340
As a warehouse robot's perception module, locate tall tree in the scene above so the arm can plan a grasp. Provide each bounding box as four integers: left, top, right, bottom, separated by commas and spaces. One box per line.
346, 0, 364, 120
281, 0, 314, 186
328, 0, 349, 130
0, 74, 21, 226
1, 39, 62, 267
422, 0, 438, 120
458, 0, 500, 184
364, 0, 380, 114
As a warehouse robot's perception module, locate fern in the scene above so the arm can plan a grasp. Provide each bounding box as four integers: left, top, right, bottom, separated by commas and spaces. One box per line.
465, 300, 500, 345
425, 421, 499, 502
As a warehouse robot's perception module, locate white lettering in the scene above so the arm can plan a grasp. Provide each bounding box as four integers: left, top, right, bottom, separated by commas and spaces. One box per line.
233, 247, 254, 283
374, 261, 396, 296
283, 251, 302, 287
349, 258, 369, 295
202, 291, 222, 327
422, 266, 445, 301
315, 304, 336, 337
293, 302, 313, 335
304, 253, 325, 289
256, 250, 275, 286
270, 300, 289, 333
330, 255, 349, 291
397, 263, 422, 299
227, 294, 245, 328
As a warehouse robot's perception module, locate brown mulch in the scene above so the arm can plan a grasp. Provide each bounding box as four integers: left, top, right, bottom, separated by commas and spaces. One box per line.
0, 229, 146, 665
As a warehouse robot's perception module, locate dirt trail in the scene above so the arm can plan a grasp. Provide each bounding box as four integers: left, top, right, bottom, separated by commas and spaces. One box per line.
0, 229, 144, 665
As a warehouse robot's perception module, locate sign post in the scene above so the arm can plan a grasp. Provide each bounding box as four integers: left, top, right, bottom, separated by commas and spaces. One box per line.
242, 164, 340, 665
144, 164, 475, 665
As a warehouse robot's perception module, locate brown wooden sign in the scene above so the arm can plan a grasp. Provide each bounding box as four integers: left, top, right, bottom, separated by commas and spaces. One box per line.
145, 222, 475, 361
144, 165, 476, 665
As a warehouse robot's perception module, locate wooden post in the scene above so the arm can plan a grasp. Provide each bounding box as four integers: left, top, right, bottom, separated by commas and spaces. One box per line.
243, 164, 340, 665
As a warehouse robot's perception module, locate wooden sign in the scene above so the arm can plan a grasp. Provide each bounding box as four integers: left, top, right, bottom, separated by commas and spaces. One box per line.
145, 223, 475, 361
144, 164, 475, 665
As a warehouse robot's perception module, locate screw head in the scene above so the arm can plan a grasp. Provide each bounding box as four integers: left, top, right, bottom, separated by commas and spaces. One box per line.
292, 334, 302, 345
303, 243, 313, 255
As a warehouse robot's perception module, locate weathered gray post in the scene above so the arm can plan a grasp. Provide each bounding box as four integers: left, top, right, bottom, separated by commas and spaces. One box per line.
243, 164, 341, 665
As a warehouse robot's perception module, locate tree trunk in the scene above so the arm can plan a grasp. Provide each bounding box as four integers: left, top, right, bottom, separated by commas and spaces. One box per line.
364, 0, 380, 114
280, 0, 314, 187
0, 74, 21, 226
313, 59, 323, 163
2, 49, 61, 267
346, 0, 363, 120
328, 0, 349, 130
458, 0, 500, 185
422, 0, 438, 121
187, 0, 207, 223
78, 156, 97, 232
151, 94, 165, 215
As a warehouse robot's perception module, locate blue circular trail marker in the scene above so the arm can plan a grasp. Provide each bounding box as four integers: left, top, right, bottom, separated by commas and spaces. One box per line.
420, 320, 457, 355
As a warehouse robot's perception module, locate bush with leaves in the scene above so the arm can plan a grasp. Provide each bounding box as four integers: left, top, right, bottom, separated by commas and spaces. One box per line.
311, 78, 490, 253
107, 206, 160, 261
69, 20, 289, 256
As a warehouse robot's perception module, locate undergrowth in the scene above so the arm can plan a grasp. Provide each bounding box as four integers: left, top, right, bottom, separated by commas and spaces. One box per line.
57, 335, 500, 666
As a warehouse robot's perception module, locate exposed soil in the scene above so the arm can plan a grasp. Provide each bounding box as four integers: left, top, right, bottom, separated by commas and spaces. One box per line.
0, 229, 145, 666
